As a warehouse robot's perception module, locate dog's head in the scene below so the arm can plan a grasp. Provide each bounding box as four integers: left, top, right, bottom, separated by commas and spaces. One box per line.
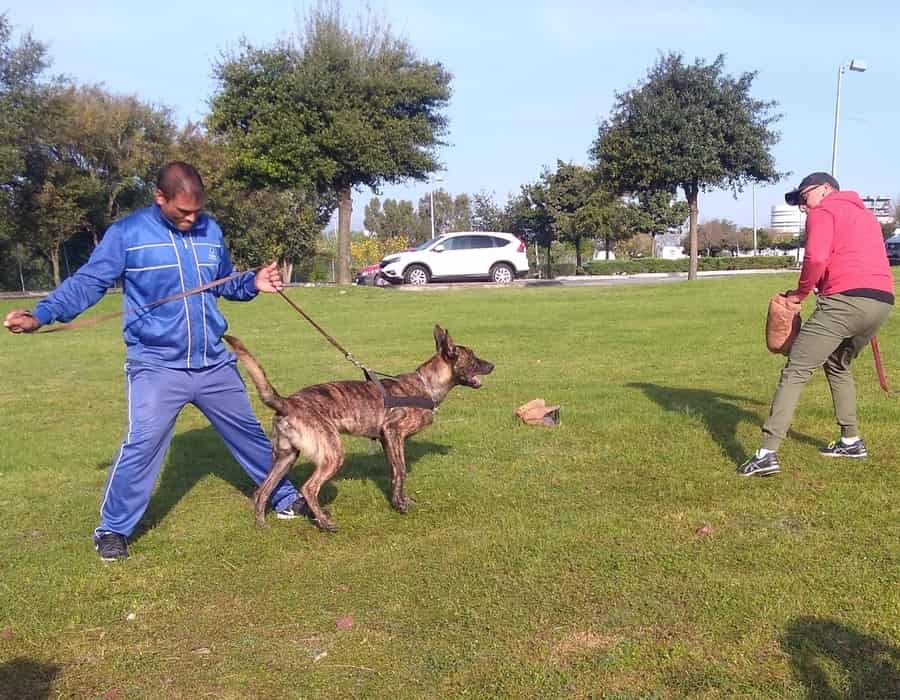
433, 325, 494, 389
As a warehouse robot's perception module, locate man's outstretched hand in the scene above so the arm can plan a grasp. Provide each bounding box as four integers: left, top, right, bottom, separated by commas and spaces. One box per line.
4, 309, 40, 334
255, 262, 284, 294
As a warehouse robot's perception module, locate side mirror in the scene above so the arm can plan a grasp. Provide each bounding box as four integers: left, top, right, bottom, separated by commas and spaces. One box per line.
433, 244, 445, 253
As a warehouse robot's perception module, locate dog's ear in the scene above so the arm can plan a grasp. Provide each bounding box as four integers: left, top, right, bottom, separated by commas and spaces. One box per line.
433, 325, 457, 359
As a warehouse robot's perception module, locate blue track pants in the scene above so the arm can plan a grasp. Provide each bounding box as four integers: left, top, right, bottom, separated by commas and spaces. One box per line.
95, 360, 298, 537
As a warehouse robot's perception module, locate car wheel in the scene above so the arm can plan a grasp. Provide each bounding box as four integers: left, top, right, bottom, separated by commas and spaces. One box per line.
490, 263, 514, 284
404, 265, 430, 285
374, 273, 390, 287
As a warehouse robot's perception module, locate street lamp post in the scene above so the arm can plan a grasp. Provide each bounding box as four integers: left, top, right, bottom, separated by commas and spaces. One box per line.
831, 59, 867, 178
430, 177, 444, 239
752, 182, 757, 255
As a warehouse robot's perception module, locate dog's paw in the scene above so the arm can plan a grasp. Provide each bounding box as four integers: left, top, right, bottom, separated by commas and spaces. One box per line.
391, 495, 416, 513
315, 518, 338, 533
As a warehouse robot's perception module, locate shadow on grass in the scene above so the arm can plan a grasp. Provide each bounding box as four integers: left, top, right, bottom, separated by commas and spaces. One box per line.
782, 616, 900, 699
0, 658, 61, 700
131, 425, 450, 541
626, 383, 819, 463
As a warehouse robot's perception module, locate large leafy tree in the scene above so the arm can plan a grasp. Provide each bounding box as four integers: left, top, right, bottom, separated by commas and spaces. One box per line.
573, 189, 638, 260
66, 85, 174, 244
592, 53, 781, 279
544, 161, 596, 269
0, 13, 52, 288
209, 3, 452, 283
171, 123, 327, 281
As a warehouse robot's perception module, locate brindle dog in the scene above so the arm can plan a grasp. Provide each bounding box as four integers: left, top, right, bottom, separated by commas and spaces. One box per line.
223, 326, 494, 532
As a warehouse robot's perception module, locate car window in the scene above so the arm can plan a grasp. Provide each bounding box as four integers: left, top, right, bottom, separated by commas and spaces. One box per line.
489, 236, 510, 248
443, 236, 471, 251
467, 236, 496, 249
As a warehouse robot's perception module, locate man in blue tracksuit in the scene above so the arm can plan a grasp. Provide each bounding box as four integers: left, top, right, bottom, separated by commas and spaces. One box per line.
4, 162, 308, 560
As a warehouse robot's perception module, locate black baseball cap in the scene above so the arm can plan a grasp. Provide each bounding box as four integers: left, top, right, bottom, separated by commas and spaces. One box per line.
785, 172, 840, 206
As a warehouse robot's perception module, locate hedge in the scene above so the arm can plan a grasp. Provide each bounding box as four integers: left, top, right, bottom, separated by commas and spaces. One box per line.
580, 255, 797, 276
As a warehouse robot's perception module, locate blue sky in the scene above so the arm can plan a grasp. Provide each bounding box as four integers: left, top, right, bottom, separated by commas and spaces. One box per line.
7, 1, 900, 231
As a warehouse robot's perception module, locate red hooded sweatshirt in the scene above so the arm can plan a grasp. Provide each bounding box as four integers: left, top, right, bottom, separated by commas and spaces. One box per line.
796, 190, 894, 302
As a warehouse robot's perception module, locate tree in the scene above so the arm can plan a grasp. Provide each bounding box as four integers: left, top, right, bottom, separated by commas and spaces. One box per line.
0, 13, 53, 289
364, 196, 385, 235
170, 123, 327, 281
632, 191, 689, 257
209, 3, 452, 283
14, 86, 105, 285
573, 190, 637, 260
417, 189, 473, 236
381, 198, 423, 240
544, 161, 596, 269
507, 183, 553, 277
697, 218, 738, 256
471, 190, 510, 232
592, 53, 781, 279
65, 85, 174, 244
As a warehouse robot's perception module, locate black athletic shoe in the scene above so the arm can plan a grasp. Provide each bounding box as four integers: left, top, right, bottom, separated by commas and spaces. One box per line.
737, 452, 780, 477
94, 531, 129, 561
819, 438, 868, 459
276, 496, 313, 520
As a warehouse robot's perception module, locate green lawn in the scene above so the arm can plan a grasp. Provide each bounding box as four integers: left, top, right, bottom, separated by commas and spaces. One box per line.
1, 275, 898, 699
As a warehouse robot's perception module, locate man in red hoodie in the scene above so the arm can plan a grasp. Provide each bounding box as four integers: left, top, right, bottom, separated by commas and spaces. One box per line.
739, 172, 894, 476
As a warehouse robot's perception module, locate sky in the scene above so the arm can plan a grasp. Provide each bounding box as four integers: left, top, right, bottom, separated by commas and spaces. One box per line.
6, 0, 900, 232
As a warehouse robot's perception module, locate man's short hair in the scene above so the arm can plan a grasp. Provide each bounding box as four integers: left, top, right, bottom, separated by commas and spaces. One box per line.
157, 162, 206, 200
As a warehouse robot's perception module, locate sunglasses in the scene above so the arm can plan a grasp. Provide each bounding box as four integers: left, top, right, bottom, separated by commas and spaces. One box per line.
799, 185, 821, 206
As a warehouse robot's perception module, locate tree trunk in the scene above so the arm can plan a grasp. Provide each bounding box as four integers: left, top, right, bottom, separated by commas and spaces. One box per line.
574, 236, 582, 270
18, 258, 26, 293
544, 242, 552, 279
650, 232, 657, 258
335, 183, 352, 284
281, 261, 293, 285
49, 249, 61, 287
686, 184, 699, 281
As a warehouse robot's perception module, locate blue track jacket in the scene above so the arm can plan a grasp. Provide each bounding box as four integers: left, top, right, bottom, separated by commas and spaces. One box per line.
33, 204, 258, 369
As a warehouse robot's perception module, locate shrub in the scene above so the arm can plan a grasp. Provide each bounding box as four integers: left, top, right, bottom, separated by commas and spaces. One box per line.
582, 255, 796, 276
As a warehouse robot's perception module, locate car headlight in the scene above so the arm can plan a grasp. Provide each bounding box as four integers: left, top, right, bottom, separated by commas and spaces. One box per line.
381, 256, 400, 266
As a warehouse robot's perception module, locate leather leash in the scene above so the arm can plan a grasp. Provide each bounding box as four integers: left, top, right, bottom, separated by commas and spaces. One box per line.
275, 289, 434, 410
36, 269, 251, 334
870, 336, 896, 396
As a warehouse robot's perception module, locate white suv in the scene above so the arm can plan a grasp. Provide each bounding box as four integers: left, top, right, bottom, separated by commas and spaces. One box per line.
379, 232, 529, 285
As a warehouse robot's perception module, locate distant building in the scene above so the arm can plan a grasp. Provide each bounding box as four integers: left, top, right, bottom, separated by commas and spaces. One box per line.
770, 205, 806, 235
860, 195, 894, 223
654, 230, 687, 259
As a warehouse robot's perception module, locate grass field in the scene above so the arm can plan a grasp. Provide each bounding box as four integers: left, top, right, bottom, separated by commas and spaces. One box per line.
1, 274, 898, 699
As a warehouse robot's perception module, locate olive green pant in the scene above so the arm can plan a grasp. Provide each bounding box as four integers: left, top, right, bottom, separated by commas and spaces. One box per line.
761, 293, 893, 451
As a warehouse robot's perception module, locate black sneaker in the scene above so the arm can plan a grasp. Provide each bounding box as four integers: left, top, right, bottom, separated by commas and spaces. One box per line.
94, 531, 129, 561
819, 438, 868, 459
276, 496, 312, 520
737, 452, 780, 477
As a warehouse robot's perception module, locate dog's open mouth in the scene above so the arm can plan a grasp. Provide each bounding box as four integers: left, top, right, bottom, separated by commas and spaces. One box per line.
467, 376, 484, 388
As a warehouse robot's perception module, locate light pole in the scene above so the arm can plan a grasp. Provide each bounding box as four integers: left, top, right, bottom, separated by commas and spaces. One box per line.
752, 182, 757, 255
831, 59, 867, 178
430, 176, 444, 239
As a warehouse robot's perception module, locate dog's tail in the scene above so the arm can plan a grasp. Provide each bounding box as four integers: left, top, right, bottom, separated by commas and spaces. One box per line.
223, 335, 290, 415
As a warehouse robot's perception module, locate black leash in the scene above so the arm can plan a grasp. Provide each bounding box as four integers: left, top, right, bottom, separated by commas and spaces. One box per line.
275, 289, 434, 410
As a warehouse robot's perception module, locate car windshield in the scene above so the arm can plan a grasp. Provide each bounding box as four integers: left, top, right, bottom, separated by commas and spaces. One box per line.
416, 236, 446, 251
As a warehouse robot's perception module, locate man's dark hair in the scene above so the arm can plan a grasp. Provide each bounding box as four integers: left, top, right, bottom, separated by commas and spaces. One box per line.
156, 162, 206, 200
